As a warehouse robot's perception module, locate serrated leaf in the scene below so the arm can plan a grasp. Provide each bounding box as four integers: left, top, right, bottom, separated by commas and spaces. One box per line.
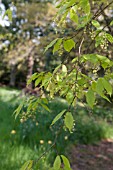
61, 155, 71, 170
86, 89, 95, 108
53, 38, 62, 54
51, 109, 66, 125
53, 156, 61, 170
63, 39, 75, 52
44, 38, 59, 53
64, 112, 74, 132
102, 78, 112, 96
20, 160, 33, 170
92, 20, 100, 28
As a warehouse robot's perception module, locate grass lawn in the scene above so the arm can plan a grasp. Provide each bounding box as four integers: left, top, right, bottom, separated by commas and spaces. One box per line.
0, 87, 113, 169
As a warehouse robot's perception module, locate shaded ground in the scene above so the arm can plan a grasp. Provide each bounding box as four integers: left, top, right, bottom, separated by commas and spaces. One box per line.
70, 139, 113, 170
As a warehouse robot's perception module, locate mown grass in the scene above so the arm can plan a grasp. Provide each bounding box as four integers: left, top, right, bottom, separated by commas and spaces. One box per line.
0, 87, 113, 169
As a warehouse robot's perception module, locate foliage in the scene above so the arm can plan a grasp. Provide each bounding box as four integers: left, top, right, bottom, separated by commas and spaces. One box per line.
1, 88, 113, 169
1, 0, 113, 169
14, 0, 113, 169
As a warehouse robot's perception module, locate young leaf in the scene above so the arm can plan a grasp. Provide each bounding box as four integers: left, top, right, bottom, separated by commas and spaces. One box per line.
102, 78, 112, 96
44, 38, 59, 53
91, 81, 97, 91
95, 78, 111, 102
40, 103, 50, 112
3, 9, 12, 21
110, 20, 113, 26
14, 100, 25, 119
86, 89, 95, 108
27, 73, 38, 85
51, 109, 66, 125
64, 112, 74, 132
53, 64, 61, 74
53, 38, 62, 54
96, 78, 104, 96
80, 0, 90, 15
63, 39, 75, 52
92, 20, 100, 28
70, 9, 78, 24
106, 33, 113, 43
62, 64, 67, 73
61, 155, 71, 170
20, 160, 33, 170
35, 76, 42, 87
53, 155, 61, 170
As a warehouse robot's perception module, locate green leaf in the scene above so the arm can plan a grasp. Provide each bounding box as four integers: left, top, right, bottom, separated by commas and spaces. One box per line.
96, 78, 104, 96
91, 81, 97, 91
53, 156, 61, 170
41, 72, 52, 87
82, 54, 98, 63
86, 89, 95, 108
72, 57, 78, 63
64, 112, 74, 132
61, 155, 71, 170
35, 76, 42, 87
68, 0, 77, 7
62, 64, 67, 73
3, 9, 12, 21
40, 103, 50, 112
102, 78, 112, 96
110, 20, 113, 26
51, 109, 66, 125
27, 73, 38, 85
70, 9, 78, 24
14, 100, 25, 119
53, 38, 62, 54
80, 0, 90, 15
41, 98, 48, 104
63, 39, 75, 52
92, 20, 100, 28
20, 160, 33, 170
106, 33, 113, 43
96, 54, 111, 69
53, 64, 61, 74
44, 38, 59, 53
96, 78, 111, 102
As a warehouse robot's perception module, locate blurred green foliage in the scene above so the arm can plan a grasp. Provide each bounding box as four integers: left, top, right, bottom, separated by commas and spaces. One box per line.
0, 87, 113, 169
